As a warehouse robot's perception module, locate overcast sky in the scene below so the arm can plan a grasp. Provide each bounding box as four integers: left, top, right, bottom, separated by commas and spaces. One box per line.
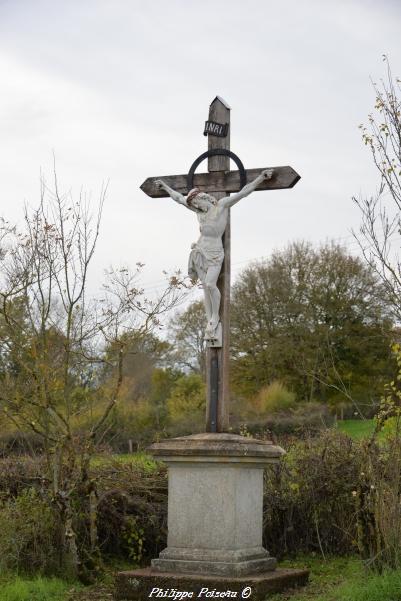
1, 0, 401, 301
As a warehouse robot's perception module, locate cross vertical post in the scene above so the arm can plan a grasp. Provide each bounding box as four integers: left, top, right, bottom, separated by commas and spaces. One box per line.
206, 97, 231, 432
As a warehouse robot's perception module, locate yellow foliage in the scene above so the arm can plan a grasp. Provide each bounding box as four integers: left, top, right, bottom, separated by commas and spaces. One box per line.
255, 380, 296, 414
166, 374, 205, 420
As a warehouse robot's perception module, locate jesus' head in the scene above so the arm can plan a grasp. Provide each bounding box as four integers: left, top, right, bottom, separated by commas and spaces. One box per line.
186, 188, 217, 212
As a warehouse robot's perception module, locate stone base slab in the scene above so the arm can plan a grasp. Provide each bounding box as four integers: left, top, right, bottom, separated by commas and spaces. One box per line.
153, 546, 276, 577
151, 556, 277, 577
157, 545, 270, 563
115, 567, 309, 600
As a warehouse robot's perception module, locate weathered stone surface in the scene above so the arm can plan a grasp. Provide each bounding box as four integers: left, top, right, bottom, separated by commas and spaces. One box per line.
157, 463, 266, 575
151, 556, 277, 577
148, 433, 285, 463
155, 547, 269, 562
114, 567, 310, 600
147, 434, 284, 578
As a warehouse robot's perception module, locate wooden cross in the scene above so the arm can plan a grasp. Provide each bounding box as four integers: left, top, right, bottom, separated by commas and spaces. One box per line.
141, 96, 300, 433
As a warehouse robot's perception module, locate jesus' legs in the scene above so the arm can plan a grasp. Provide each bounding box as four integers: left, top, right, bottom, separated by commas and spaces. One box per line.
202, 284, 213, 324
204, 265, 221, 334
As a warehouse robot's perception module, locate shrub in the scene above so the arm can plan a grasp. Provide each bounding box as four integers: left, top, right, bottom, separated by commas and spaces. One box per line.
381, 415, 401, 440
0, 431, 45, 456
263, 402, 334, 435
355, 343, 401, 571
112, 399, 158, 449
263, 430, 363, 557
354, 435, 401, 571
167, 374, 205, 419
0, 488, 59, 574
94, 430, 365, 562
95, 459, 167, 563
3, 428, 401, 571
233, 402, 334, 437
256, 381, 297, 414
166, 374, 205, 436
0, 456, 46, 498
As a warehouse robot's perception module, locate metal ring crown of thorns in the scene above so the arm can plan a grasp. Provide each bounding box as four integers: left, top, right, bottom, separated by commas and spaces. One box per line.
187, 149, 247, 193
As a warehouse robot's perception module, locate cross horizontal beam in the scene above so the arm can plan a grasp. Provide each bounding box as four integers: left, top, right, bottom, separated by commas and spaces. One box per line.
140, 166, 300, 198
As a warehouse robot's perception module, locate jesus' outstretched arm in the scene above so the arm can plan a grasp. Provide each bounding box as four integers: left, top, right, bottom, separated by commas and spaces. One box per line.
220, 169, 274, 209
155, 179, 188, 207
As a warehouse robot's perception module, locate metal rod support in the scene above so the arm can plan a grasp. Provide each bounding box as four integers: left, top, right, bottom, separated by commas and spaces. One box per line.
209, 353, 219, 433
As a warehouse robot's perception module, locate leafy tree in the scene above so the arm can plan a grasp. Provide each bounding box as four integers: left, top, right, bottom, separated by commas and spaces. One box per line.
149, 367, 182, 429
166, 373, 205, 434
230, 241, 394, 412
168, 300, 207, 376
101, 331, 171, 403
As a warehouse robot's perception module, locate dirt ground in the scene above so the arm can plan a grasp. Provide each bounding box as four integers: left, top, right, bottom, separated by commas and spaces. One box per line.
67, 584, 114, 601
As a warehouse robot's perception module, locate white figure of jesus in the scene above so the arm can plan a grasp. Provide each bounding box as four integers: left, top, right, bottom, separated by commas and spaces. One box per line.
156, 169, 274, 345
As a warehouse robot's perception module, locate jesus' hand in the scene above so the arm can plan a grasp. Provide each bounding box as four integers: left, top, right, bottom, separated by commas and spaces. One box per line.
261, 169, 274, 180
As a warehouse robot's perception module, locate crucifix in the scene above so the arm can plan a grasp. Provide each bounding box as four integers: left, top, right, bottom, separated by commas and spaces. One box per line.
141, 96, 300, 433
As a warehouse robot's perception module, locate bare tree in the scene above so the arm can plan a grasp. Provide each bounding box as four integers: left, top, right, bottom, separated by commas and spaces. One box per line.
353, 56, 401, 320
0, 170, 184, 578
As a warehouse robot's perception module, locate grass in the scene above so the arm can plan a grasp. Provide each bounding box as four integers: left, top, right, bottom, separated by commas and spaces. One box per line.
334, 568, 401, 601
2, 558, 400, 601
269, 556, 401, 601
268, 556, 360, 601
91, 450, 158, 472
336, 419, 376, 440
0, 576, 74, 601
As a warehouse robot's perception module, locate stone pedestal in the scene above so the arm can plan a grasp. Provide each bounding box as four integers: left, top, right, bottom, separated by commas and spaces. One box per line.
149, 433, 284, 577
115, 433, 309, 600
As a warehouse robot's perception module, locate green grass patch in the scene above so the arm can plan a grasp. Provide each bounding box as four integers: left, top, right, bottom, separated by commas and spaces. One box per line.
333, 568, 401, 601
0, 576, 73, 601
270, 556, 401, 601
336, 419, 376, 440
269, 555, 361, 601
91, 450, 158, 472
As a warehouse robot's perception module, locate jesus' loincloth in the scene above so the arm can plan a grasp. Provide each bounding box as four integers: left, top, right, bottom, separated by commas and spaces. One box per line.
188, 243, 224, 283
